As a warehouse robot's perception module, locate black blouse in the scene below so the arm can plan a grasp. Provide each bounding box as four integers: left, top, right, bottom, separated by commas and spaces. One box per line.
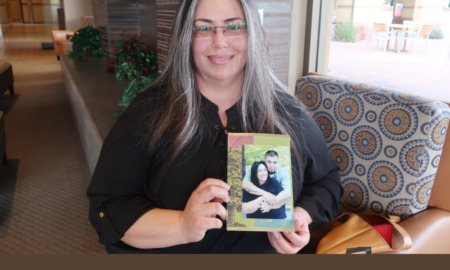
87, 89, 342, 254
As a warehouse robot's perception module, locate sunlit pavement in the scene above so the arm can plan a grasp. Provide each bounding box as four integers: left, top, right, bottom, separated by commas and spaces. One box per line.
328, 37, 450, 104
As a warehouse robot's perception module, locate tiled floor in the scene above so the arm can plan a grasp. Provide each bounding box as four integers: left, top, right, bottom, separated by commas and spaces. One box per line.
328, 38, 450, 104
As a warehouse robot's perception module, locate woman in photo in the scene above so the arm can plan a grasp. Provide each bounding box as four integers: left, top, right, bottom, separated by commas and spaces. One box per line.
242, 161, 286, 219
87, 0, 342, 254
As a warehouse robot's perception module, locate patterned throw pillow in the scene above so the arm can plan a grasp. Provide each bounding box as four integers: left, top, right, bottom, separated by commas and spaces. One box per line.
295, 75, 450, 219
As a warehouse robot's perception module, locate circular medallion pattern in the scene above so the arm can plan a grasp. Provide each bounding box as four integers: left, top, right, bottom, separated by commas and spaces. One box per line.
368, 161, 403, 198
406, 183, 416, 195
329, 144, 353, 176
314, 111, 336, 143
427, 113, 449, 150
412, 174, 435, 210
323, 98, 333, 109
392, 93, 431, 105
386, 199, 412, 217
431, 155, 441, 168
323, 82, 344, 94
400, 139, 429, 177
363, 93, 390, 105
338, 130, 349, 142
299, 84, 321, 111
351, 125, 382, 160
384, 145, 397, 158
379, 104, 418, 141
417, 105, 436, 116
348, 83, 377, 93
334, 94, 364, 126
421, 123, 430, 136
370, 201, 383, 214
365, 110, 377, 123
355, 164, 366, 176
341, 178, 369, 213
308, 76, 327, 83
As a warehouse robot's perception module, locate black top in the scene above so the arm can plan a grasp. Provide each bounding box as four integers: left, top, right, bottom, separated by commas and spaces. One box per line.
242, 177, 286, 219
87, 89, 342, 254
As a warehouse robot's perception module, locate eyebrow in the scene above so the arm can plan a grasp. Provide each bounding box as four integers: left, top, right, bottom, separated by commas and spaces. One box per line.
194, 17, 244, 24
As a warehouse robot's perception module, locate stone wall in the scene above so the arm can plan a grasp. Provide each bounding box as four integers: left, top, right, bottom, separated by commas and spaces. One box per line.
93, 0, 157, 57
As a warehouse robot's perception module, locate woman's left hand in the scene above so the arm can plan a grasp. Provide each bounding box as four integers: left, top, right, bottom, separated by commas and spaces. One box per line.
267, 206, 311, 254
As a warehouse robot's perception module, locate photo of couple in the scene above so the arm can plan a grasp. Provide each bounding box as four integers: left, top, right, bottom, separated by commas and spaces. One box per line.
241, 149, 293, 220
226, 133, 295, 232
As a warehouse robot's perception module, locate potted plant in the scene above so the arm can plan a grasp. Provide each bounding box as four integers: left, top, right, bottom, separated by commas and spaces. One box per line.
107, 35, 160, 118
68, 26, 103, 58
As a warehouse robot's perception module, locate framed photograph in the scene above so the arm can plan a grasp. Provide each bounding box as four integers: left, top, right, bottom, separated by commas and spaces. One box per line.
394, 3, 403, 17
226, 133, 295, 232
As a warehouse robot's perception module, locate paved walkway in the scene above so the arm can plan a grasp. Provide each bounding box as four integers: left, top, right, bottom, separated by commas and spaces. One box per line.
327, 37, 450, 104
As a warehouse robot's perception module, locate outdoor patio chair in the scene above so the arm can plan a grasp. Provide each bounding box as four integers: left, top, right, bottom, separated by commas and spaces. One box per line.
405, 24, 433, 55
371, 23, 392, 52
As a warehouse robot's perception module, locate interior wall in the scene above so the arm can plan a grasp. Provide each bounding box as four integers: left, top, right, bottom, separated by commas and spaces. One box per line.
6, 0, 22, 22
41, 0, 60, 24
0, 0, 9, 24
140, 0, 157, 49
63, 0, 92, 30
92, 0, 157, 58
287, 0, 307, 92
0, 0, 10, 38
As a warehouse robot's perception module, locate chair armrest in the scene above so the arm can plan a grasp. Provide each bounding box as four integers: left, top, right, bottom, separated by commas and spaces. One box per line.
51, 30, 76, 42
389, 208, 450, 254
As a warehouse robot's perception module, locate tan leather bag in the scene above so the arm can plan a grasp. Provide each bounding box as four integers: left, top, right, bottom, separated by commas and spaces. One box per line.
316, 213, 413, 254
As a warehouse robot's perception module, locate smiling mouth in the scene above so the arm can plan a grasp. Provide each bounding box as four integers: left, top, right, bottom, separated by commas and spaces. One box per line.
208, 56, 233, 61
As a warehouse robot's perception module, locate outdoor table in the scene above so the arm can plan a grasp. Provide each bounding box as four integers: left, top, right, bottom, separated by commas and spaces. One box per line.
387, 24, 421, 53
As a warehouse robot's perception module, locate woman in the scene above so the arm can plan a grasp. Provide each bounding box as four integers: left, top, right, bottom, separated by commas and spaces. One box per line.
242, 161, 286, 219
88, 0, 342, 254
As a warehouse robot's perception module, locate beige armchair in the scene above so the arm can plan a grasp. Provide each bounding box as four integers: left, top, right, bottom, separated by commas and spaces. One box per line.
51, 30, 77, 60
295, 74, 450, 254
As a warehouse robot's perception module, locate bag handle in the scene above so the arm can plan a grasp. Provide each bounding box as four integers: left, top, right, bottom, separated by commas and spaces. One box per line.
362, 214, 413, 252
316, 213, 412, 254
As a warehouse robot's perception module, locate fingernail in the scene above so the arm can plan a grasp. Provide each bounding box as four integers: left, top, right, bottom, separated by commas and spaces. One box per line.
274, 232, 280, 239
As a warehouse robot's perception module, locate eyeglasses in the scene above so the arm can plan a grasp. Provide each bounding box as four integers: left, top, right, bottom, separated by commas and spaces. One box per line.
193, 22, 247, 37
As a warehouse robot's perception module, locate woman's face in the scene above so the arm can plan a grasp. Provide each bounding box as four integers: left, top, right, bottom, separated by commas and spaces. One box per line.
256, 164, 268, 184
192, 0, 248, 85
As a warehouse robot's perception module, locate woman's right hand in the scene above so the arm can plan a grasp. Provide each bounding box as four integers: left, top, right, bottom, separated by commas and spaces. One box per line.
179, 178, 230, 243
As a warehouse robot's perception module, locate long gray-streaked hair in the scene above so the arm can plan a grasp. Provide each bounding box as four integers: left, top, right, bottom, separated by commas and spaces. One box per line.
145, 0, 303, 184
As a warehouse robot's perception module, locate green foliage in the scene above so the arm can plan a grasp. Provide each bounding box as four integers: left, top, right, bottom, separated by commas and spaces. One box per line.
336, 22, 358, 42
68, 26, 103, 58
244, 145, 290, 170
429, 28, 444, 39
227, 148, 248, 228
107, 36, 158, 81
113, 71, 161, 119
108, 36, 160, 118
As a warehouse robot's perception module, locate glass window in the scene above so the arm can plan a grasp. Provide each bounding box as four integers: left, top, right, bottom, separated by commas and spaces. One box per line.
323, 1, 450, 103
